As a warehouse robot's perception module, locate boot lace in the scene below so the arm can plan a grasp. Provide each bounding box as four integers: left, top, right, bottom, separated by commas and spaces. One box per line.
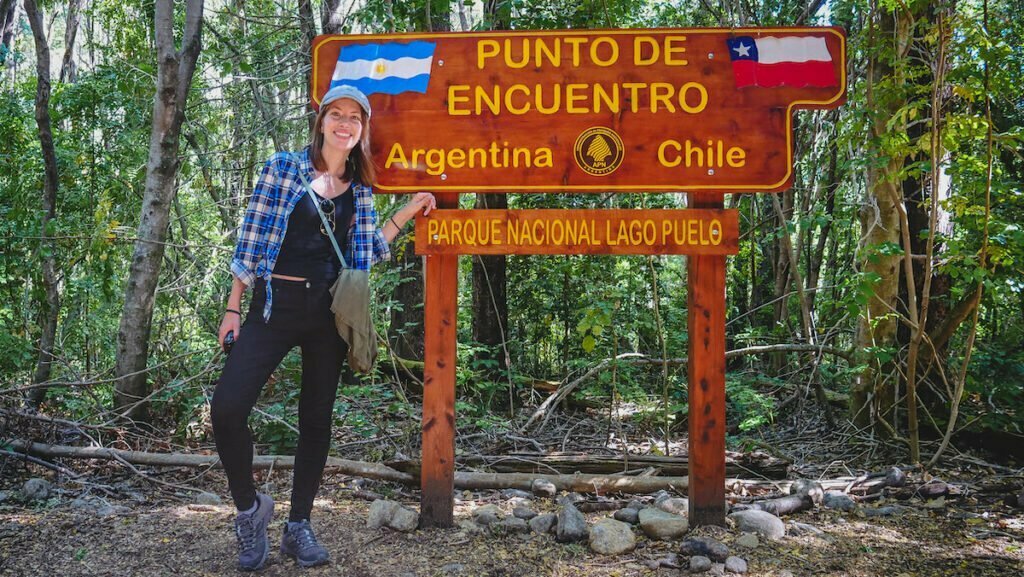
235, 517, 259, 552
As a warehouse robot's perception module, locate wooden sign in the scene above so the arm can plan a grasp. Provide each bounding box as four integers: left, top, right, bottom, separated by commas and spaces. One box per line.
415, 209, 738, 255
312, 28, 846, 193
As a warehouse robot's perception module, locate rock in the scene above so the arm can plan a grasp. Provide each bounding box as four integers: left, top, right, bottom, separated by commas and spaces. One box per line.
613, 507, 639, 524
823, 491, 856, 512
645, 560, 662, 570
513, 506, 537, 520
655, 497, 689, 515
915, 481, 949, 499
529, 512, 557, 534
22, 478, 51, 501
456, 519, 483, 535
501, 489, 532, 500
472, 504, 504, 526
70, 495, 123, 517
366, 499, 419, 532
0, 491, 10, 503
789, 479, 824, 506
637, 507, 688, 540
390, 504, 420, 532
923, 496, 946, 509
787, 521, 824, 536
779, 571, 794, 577
625, 499, 645, 510
588, 518, 636, 555
680, 536, 729, 562
558, 493, 584, 505
863, 506, 900, 517
885, 466, 907, 487
259, 482, 276, 495
727, 510, 785, 541
193, 491, 222, 506
556, 503, 589, 543
651, 553, 681, 569
492, 517, 530, 535
474, 511, 501, 526
690, 555, 713, 572
531, 479, 557, 498
710, 563, 726, 576
440, 563, 465, 575
724, 556, 748, 574
735, 532, 759, 549
507, 497, 531, 509
652, 490, 672, 504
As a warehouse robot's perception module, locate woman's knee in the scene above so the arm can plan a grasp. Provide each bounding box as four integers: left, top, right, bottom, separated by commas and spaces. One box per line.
210, 388, 251, 430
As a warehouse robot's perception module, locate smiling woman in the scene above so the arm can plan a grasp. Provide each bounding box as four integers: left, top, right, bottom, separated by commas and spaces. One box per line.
209, 84, 436, 571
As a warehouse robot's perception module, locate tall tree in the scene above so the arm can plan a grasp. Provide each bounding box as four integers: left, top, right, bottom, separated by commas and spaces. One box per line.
23, 0, 60, 407
0, 0, 17, 66
852, 0, 938, 435
59, 0, 83, 83
113, 0, 203, 421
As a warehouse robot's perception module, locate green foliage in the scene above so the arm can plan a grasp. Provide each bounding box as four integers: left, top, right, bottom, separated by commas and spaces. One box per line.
2, 0, 1022, 457
726, 375, 777, 432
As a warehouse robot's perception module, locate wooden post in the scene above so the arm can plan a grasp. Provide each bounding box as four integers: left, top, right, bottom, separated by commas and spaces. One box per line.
420, 192, 459, 528
687, 191, 727, 526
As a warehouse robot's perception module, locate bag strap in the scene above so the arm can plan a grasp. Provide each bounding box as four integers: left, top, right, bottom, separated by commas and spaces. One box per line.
294, 157, 351, 270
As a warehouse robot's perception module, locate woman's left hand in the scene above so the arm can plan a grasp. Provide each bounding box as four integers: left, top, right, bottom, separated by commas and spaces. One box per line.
405, 192, 436, 217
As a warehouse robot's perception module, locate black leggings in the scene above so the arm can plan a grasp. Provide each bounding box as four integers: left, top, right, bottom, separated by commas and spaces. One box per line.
211, 278, 348, 522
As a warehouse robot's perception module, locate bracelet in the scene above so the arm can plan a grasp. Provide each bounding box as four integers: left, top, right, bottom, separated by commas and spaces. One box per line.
226, 308, 242, 316
389, 216, 403, 230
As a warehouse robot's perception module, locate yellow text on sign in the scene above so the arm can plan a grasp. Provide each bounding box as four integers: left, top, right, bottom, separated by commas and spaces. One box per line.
415, 210, 740, 256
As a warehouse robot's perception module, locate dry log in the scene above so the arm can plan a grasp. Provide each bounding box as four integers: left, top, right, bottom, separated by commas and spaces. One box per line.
750, 494, 813, 516
10, 440, 691, 494
415, 450, 789, 479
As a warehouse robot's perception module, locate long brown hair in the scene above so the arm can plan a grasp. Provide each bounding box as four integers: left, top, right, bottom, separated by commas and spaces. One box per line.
310, 101, 376, 185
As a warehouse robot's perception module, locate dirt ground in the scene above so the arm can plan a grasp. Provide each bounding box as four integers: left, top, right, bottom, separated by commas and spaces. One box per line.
2, 469, 1022, 577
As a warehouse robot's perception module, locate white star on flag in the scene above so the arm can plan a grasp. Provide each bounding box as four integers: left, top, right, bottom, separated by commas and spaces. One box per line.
733, 42, 751, 57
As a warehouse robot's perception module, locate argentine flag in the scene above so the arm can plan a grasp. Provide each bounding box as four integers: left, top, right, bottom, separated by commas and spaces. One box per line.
330, 41, 436, 96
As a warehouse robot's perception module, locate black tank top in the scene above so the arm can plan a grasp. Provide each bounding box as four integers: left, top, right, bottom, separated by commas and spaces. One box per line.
274, 186, 355, 281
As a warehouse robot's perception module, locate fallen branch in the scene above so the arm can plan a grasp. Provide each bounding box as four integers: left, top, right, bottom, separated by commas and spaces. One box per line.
424, 451, 790, 479
12, 439, 693, 493
8, 440, 867, 496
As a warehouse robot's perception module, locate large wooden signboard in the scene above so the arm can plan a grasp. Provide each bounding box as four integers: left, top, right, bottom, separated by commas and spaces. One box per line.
312, 28, 846, 192
310, 27, 846, 529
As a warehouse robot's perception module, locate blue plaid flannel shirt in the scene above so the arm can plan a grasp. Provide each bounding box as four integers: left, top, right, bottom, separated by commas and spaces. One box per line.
230, 147, 391, 322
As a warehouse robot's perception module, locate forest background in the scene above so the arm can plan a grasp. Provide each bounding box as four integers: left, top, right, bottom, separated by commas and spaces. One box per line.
1, 0, 1022, 475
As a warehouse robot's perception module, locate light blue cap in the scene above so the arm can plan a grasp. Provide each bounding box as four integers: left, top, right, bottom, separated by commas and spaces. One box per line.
319, 84, 371, 118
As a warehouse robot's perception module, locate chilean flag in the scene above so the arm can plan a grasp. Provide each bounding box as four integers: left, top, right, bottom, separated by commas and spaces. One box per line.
726, 36, 837, 88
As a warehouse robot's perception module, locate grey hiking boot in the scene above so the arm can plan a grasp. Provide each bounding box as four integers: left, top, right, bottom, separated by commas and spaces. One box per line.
234, 493, 274, 571
280, 520, 330, 567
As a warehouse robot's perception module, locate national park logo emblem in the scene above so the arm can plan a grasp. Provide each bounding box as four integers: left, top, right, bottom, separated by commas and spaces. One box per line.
574, 127, 624, 177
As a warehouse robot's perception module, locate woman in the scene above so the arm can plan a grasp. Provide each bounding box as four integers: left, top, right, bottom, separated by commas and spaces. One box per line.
212, 84, 435, 571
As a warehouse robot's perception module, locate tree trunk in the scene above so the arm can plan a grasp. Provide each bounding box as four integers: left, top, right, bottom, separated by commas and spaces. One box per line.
24, 0, 60, 408
113, 0, 203, 421
851, 5, 913, 433
807, 129, 839, 312
297, 0, 316, 130
471, 197, 508, 382
0, 0, 18, 66
58, 0, 82, 83
321, 0, 344, 34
